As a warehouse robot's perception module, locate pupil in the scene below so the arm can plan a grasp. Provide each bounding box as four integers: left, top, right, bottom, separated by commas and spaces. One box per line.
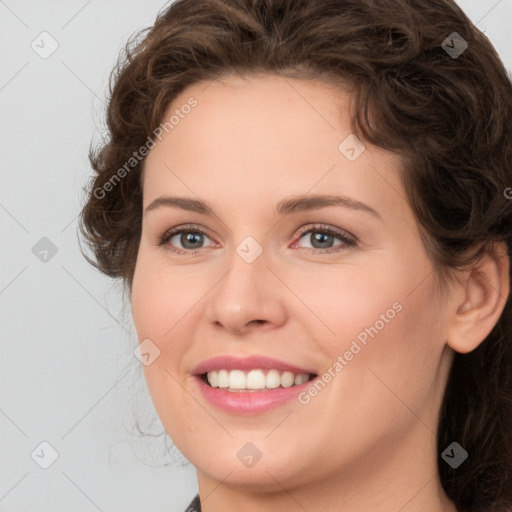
182, 232, 203, 249
312, 232, 332, 248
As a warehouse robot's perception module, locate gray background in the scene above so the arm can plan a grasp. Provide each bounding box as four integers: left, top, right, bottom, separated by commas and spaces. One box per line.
0, 1, 510, 511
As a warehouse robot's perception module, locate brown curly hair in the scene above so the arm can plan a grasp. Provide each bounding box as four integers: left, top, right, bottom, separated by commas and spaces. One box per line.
78, 0, 512, 510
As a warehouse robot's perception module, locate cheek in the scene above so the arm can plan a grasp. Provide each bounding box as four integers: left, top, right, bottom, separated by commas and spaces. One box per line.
131, 258, 205, 393
299, 263, 409, 355
329, 278, 446, 422
306, 253, 441, 384
131, 260, 195, 433
131, 254, 193, 339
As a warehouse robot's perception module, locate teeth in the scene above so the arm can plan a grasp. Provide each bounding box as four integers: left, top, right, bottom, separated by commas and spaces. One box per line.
205, 369, 312, 391
218, 369, 229, 388
228, 370, 246, 390
294, 373, 310, 386
266, 369, 281, 389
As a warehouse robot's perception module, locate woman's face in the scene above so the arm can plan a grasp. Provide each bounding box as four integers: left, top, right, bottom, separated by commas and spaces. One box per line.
131, 73, 456, 494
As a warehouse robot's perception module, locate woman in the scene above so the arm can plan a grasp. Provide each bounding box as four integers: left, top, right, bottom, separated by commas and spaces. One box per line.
79, 0, 512, 510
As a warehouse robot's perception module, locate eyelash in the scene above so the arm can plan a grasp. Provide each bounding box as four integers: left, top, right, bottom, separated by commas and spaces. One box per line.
157, 223, 357, 255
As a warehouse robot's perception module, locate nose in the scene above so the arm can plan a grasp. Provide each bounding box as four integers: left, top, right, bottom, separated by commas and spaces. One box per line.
203, 251, 287, 336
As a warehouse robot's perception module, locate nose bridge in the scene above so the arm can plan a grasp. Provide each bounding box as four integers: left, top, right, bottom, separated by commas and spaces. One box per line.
204, 234, 286, 332
216, 235, 267, 307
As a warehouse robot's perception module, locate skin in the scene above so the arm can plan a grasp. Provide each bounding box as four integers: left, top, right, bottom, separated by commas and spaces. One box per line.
130, 73, 509, 512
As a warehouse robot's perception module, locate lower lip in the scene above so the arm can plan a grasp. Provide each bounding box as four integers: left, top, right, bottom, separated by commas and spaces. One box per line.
194, 375, 317, 414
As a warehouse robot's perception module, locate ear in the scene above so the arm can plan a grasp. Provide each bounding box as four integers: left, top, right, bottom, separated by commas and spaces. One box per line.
446, 242, 510, 354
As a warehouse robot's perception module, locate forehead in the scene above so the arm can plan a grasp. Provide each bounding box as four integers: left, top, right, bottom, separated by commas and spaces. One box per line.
141, 73, 405, 221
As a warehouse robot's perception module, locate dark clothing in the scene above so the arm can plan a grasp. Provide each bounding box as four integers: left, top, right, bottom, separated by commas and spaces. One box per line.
184, 494, 201, 512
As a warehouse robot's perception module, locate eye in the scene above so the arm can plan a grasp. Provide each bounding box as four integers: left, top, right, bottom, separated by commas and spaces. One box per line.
157, 224, 215, 254
292, 223, 357, 254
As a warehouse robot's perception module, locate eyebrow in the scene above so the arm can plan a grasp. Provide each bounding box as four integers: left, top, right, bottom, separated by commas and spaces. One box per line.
144, 194, 382, 220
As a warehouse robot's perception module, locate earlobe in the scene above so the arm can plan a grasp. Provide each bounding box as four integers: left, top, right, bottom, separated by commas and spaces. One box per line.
447, 242, 510, 354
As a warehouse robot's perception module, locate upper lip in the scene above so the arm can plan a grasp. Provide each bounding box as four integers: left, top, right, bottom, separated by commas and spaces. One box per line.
193, 355, 317, 375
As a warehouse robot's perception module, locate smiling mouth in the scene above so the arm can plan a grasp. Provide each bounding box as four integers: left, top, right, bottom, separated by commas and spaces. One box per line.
200, 369, 317, 392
